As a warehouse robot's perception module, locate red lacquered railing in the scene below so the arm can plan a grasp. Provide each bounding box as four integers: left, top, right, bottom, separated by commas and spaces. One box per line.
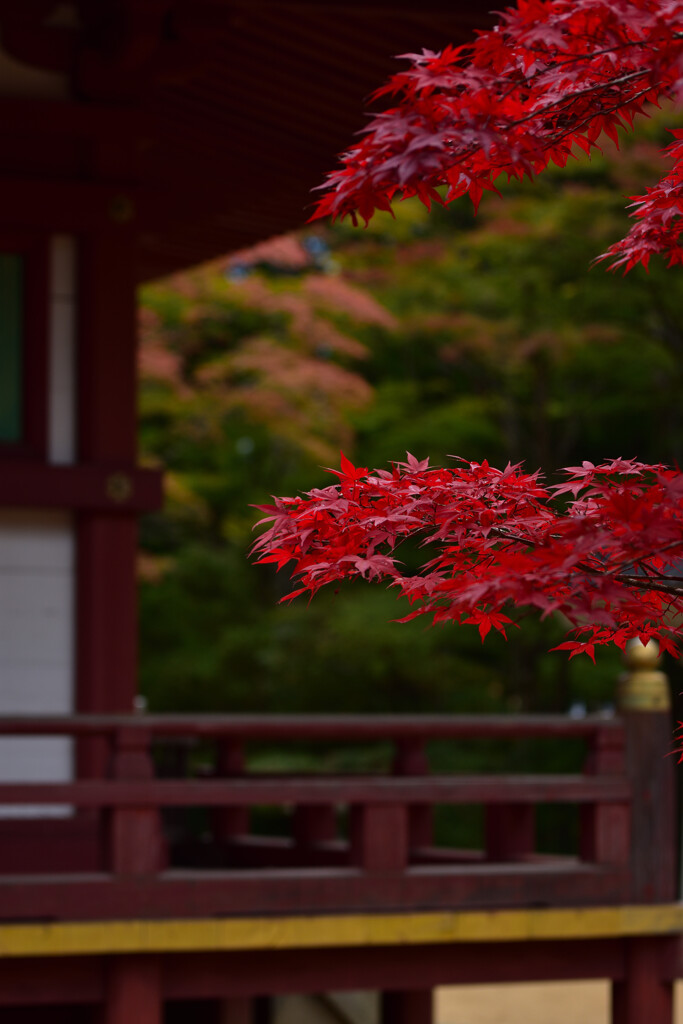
0, 712, 673, 921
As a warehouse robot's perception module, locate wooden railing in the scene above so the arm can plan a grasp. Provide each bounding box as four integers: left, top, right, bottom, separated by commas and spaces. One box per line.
0, 710, 674, 923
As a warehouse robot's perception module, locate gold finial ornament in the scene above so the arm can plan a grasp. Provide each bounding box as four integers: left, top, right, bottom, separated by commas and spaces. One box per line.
617, 638, 671, 712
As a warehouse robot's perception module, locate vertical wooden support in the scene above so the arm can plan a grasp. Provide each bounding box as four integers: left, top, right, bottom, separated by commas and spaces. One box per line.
77, 219, 140, 781
101, 955, 161, 1024
381, 989, 433, 1024
107, 727, 166, 875
617, 640, 676, 902
623, 710, 675, 901
350, 804, 407, 871
393, 739, 432, 852
293, 804, 337, 850
214, 740, 250, 845
612, 939, 674, 1024
580, 726, 630, 869
485, 804, 535, 861
77, 516, 139, 779
78, 226, 138, 460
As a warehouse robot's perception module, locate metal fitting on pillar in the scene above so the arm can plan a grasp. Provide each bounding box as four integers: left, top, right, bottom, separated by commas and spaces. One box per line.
617, 638, 671, 713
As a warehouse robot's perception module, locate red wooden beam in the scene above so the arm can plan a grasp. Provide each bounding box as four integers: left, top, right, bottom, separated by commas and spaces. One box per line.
0, 863, 628, 922
0, 958, 104, 1005
162, 938, 625, 998
0, 464, 162, 512
0, 180, 139, 231
0, 938, 627, 1006
0, 99, 145, 138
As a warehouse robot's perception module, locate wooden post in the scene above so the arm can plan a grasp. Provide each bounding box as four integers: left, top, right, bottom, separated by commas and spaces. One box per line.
214, 739, 250, 847
612, 938, 674, 1024
293, 804, 337, 851
107, 727, 166, 875
485, 803, 535, 861
381, 989, 433, 1024
350, 804, 407, 871
393, 739, 432, 853
101, 956, 161, 1024
580, 726, 630, 870
617, 640, 676, 902
77, 222, 141, 782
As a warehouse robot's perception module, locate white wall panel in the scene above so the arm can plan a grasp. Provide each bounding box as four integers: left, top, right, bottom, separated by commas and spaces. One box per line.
0, 511, 75, 816
0, 235, 78, 815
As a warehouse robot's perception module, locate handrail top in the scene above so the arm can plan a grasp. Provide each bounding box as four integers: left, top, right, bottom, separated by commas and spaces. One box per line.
0, 773, 631, 805
0, 712, 621, 739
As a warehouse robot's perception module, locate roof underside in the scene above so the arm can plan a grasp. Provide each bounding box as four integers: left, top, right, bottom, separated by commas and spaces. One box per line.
136, 1, 495, 280
0, 1, 496, 281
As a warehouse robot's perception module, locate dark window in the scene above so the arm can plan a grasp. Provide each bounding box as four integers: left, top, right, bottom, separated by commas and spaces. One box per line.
0, 253, 24, 443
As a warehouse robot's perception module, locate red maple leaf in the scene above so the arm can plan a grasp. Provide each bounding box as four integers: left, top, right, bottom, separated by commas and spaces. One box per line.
310, 0, 683, 272
253, 454, 683, 658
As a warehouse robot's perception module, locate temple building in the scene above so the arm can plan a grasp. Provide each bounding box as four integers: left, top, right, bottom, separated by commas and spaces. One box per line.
0, 4, 678, 1024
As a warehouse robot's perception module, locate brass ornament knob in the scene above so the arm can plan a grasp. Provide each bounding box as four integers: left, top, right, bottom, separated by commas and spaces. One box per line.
617, 638, 671, 712
109, 195, 135, 223
106, 472, 133, 504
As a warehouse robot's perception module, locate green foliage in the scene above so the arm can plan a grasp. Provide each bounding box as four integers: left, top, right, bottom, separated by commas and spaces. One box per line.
138, 119, 682, 722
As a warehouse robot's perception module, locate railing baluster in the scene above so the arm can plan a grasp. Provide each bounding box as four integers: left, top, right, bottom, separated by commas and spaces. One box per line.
213, 739, 249, 846
485, 803, 535, 862
580, 725, 629, 870
393, 738, 432, 853
107, 727, 166, 876
293, 804, 337, 851
350, 803, 408, 872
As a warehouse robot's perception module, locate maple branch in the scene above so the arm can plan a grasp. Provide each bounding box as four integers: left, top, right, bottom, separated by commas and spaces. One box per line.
512, 68, 653, 128
611, 574, 683, 596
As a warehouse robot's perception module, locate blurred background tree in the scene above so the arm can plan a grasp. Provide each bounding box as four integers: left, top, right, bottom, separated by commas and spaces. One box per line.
137, 110, 683, 725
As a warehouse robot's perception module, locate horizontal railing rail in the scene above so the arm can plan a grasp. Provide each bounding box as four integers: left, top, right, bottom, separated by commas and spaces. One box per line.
0, 712, 622, 739
0, 774, 631, 805
0, 711, 673, 921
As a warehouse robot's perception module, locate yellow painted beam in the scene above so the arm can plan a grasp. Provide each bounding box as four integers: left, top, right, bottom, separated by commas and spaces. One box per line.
1, 904, 683, 958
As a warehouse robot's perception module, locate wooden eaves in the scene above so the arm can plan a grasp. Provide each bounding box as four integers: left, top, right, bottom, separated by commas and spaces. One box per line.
0, 0, 495, 281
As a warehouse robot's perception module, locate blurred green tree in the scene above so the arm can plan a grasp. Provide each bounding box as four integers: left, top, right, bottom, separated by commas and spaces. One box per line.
138, 117, 683, 720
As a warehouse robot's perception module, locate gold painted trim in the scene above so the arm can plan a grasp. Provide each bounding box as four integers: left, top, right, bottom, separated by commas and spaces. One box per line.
1, 905, 683, 958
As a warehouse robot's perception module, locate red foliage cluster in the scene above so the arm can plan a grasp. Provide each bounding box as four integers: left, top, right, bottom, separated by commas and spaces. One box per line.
253, 454, 683, 659
311, 0, 683, 271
